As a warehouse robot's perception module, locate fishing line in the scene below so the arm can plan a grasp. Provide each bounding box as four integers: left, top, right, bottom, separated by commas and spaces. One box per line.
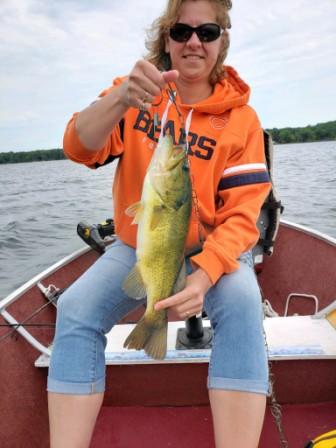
0, 292, 60, 343
183, 107, 205, 245
167, 82, 185, 129
156, 85, 206, 246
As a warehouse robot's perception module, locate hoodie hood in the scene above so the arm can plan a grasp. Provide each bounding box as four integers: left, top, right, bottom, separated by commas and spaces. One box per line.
166, 65, 250, 115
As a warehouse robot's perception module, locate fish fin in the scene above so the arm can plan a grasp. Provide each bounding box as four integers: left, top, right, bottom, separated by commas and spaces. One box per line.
123, 315, 168, 360
171, 185, 191, 210
122, 264, 147, 299
125, 201, 142, 217
150, 205, 165, 231
125, 202, 144, 224
173, 260, 187, 294
172, 196, 187, 211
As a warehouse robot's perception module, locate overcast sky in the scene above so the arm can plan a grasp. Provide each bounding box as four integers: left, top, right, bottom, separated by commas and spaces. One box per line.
1, 0, 335, 152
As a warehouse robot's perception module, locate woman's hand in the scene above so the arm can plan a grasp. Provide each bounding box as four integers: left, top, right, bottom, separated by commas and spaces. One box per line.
74, 60, 178, 151
121, 59, 179, 111
154, 268, 212, 320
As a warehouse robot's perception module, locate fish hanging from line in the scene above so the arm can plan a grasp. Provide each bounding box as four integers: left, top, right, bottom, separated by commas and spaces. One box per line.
122, 129, 192, 359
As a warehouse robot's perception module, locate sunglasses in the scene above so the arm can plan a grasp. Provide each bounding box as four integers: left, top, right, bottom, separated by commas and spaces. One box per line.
169, 23, 223, 43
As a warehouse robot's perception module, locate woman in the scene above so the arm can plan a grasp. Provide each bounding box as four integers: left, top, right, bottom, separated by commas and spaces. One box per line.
48, 1, 271, 447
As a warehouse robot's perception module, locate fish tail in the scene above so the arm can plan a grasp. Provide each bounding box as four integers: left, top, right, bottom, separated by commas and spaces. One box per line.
123, 315, 168, 360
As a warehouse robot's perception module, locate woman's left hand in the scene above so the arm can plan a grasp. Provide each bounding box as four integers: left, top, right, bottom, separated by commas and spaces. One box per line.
154, 268, 212, 320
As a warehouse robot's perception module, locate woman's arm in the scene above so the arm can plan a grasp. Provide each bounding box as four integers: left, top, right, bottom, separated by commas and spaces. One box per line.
74, 82, 129, 151
74, 60, 178, 151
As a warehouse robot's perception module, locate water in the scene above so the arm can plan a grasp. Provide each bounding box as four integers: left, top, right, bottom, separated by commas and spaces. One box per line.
0, 141, 335, 298
272, 141, 336, 236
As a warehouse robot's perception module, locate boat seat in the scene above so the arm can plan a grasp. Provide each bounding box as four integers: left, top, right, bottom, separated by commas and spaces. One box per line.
35, 305, 336, 367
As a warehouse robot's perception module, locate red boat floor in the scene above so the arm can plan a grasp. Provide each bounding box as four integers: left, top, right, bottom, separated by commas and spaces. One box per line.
91, 402, 336, 448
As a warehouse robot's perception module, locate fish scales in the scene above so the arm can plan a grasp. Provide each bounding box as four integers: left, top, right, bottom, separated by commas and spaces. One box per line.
123, 134, 192, 359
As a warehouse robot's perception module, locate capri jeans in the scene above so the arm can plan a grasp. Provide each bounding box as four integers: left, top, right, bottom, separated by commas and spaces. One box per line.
47, 239, 269, 395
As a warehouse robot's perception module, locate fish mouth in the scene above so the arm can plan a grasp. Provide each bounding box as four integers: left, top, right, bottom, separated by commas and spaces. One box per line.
167, 146, 187, 170
156, 147, 186, 174
171, 146, 185, 158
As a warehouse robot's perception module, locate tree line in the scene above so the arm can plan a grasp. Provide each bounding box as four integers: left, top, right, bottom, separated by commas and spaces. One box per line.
266, 120, 336, 144
0, 148, 65, 164
0, 121, 335, 164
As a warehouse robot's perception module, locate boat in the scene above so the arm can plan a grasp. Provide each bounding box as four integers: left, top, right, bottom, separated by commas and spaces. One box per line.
1, 219, 336, 447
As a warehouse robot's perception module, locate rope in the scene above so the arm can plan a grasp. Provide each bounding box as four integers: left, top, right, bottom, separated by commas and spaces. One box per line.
263, 299, 279, 317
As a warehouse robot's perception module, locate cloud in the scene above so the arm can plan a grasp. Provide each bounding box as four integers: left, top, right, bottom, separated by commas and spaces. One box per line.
227, 0, 336, 126
0, 0, 164, 150
0, 0, 335, 150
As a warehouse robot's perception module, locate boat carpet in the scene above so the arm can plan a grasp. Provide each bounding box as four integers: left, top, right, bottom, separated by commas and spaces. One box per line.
91, 401, 336, 447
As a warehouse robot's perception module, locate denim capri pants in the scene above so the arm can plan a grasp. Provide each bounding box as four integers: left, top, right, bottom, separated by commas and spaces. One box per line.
47, 239, 269, 395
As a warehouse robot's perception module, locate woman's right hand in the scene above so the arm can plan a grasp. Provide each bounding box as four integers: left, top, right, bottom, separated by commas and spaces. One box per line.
121, 60, 179, 111
74, 60, 178, 151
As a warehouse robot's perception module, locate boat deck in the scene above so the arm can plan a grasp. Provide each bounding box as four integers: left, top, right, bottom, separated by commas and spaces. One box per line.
91, 402, 336, 448
35, 313, 336, 368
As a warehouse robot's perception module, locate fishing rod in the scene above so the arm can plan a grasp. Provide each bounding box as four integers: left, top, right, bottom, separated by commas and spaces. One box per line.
0, 289, 62, 343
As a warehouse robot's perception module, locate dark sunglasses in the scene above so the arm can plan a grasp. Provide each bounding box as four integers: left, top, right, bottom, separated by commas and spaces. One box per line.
169, 23, 223, 43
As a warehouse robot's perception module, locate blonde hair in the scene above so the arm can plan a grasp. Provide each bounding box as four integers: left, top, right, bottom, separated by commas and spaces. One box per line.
145, 0, 232, 85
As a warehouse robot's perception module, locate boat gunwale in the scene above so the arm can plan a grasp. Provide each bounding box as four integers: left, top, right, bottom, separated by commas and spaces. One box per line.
0, 246, 90, 311
1, 219, 335, 312
281, 219, 336, 246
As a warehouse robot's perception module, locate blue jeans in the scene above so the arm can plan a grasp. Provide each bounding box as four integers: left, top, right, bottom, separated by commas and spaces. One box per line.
48, 239, 269, 395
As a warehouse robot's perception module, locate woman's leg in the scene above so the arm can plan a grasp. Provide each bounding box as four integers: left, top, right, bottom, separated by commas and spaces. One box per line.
48, 393, 104, 448
48, 240, 144, 448
203, 252, 269, 448
209, 390, 266, 448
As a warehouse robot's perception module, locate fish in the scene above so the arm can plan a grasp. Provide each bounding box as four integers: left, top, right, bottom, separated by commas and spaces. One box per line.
122, 134, 192, 359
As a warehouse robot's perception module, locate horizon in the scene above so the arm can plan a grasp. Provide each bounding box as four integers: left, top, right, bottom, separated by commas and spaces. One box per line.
1, 0, 336, 152
2, 119, 335, 153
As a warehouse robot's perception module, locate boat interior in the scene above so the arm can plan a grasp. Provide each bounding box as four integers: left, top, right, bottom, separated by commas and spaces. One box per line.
1, 220, 336, 447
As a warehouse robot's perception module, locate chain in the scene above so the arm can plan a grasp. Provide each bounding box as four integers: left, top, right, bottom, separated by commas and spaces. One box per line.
263, 323, 289, 448
164, 85, 205, 246
190, 170, 205, 245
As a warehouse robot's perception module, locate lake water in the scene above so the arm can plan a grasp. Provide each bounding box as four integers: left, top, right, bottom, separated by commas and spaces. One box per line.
0, 140, 335, 298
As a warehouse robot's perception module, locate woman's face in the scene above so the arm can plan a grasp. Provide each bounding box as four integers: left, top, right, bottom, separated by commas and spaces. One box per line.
165, 0, 222, 87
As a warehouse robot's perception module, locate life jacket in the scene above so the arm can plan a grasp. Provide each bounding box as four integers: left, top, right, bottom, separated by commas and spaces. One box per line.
252, 130, 283, 266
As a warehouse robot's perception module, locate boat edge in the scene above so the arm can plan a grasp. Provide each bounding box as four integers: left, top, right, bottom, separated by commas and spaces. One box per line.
0, 245, 90, 310
281, 219, 336, 246
1, 219, 335, 310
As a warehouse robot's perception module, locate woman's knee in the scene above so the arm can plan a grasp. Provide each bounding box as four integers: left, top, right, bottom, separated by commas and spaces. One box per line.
56, 286, 91, 328
55, 268, 112, 331
205, 264, 263, 325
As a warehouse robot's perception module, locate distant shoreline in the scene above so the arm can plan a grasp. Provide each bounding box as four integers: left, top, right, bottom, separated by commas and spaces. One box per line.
0, 148, 65, 165
0, 121, 335, 164
267, 120, 335, 146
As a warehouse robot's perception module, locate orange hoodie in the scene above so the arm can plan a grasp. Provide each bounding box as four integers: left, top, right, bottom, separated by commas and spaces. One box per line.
63, 66, 271, 285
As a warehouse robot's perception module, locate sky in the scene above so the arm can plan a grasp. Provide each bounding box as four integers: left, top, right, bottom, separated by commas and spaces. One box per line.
1, 0, 335, 152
